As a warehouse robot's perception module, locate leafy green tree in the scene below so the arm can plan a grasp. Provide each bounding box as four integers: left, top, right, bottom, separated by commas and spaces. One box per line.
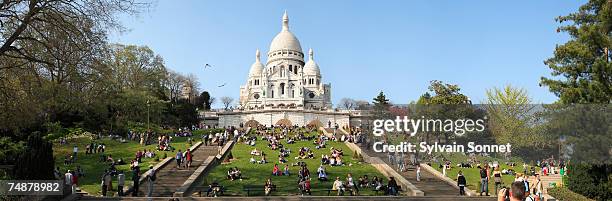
485, 85, 537, 147
540, 0, 612, 103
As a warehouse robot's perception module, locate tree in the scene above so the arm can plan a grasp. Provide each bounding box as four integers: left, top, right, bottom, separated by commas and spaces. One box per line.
485, 85, 537, 145
166, 70, 185, 102
540, 0, 612, 104
338, 98, 356, 110
414, 80, 481, 143
197, 91, 213, 110
0, 0, 150, 65
221, 96, 234, 111
484, 85, 547, 158
183, 73, 200, 104
372, 91, 390, 115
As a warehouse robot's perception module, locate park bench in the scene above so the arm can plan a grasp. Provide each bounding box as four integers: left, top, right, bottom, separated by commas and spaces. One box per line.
243, 184, 276, 196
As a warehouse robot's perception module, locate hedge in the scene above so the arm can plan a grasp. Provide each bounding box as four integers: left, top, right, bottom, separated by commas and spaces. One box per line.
548, 187, 594, 201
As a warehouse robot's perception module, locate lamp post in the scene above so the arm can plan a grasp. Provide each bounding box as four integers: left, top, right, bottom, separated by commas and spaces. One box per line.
147, 99, 151, 131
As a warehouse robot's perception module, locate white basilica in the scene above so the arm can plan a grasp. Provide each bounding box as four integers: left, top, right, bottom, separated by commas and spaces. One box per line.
239, 11, 332, 110
217, 12, 366, 128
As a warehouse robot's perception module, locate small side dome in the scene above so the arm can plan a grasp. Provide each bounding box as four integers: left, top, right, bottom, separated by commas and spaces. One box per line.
304, 48, 320, 75
249, 49, 264, 76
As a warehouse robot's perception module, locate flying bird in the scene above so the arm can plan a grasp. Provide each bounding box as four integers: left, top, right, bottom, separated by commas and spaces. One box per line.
204, 64, 213, 69
217, 83, 227, 87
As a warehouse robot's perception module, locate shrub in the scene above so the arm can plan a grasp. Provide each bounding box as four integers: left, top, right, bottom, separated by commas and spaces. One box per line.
565, 163, 611, 201
548, 187, 594, 201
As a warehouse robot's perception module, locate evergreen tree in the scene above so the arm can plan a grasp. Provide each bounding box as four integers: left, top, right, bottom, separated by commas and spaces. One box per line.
541, 0, 612, 104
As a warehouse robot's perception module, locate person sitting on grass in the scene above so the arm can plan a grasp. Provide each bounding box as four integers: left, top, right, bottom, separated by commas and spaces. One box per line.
317, 165, 328, 181
307, 151, 314, 159
283, 165, 290, 176
336, 156, 344, 166
321, 155, 330, 165
279, 155, 287, 163
272, 164, 281, 176
258, 155, 267, 164
333, 177, 345, 196
372, 177, 383, 191
264, 178, 274, 196
249, 156, 256, 164
360, 175, 369, 188
250, 148, 261, 156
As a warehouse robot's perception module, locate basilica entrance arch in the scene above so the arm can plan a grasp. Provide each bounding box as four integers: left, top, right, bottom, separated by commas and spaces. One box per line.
275, 118, 292, 127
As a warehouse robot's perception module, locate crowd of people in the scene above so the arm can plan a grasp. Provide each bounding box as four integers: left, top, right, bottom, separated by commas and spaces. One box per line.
215, 125, 402, 196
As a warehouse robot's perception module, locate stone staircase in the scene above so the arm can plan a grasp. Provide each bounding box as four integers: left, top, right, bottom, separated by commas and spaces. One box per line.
527, 174, 562, 200
137, 145, 219, 197
362, 147, 493, 199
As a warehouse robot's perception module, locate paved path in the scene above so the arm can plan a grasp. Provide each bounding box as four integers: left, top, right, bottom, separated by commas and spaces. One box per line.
137, 145, 220, 197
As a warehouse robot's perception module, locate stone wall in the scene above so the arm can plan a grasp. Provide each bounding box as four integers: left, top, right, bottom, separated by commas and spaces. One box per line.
218, 109, 350, 128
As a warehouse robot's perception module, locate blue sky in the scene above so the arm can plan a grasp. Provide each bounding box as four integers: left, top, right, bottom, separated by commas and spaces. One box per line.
110, 0, 585, 107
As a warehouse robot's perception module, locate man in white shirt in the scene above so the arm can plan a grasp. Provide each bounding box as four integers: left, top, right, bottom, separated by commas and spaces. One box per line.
64, 170, 73, 194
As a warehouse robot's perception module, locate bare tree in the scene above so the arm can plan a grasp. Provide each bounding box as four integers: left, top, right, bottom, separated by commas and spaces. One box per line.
166, 70, 185, 102
220, 96, 234, 111
183, 73, 200, 104
338, 98, 356, 110
208, 97, 216, 110
0, 0, 151, 68
355, 100, 371, 110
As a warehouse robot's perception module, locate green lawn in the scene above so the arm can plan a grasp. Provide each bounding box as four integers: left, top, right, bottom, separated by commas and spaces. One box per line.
430, 153, 539, 195
53, 134, 193, 195
203, 133, 387, 196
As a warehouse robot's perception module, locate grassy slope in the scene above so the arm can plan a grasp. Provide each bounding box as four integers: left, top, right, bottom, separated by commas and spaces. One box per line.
430, 153, 539, 194
204, 137, 387, 196
53, 135, 192, 195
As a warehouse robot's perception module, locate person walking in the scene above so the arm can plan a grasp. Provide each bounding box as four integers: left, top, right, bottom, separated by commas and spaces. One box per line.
493, 167, 502, 195
131, 168, 140, 196
175, 150, 183, 169
479, 165, 489, 196
64, 170, 74, 194
416, 165, 421, 182
185, 149, 193, 170
72, 145, 78, 162
117, 171, 125, 196
102, 170, 112, 196
146, 166, 156, 198
457, 171, 467, 196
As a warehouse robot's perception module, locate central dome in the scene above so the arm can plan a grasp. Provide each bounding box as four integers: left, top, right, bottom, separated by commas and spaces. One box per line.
269, 11, 303, 53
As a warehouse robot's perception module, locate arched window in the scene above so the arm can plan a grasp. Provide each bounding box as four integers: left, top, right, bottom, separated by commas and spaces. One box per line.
280, 83, 285, 95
